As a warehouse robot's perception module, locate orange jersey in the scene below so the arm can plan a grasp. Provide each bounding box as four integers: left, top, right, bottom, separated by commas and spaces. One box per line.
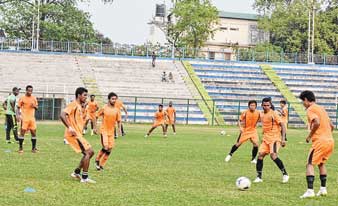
261, 110, 282, 143
281, 106, 288, 124
166, 107, 176, 121
86, 101, 98, 114
82, 105, 87, 122
114, 99, 124, 112
240, 110, 260, 132
154, 111, 165, 124
63, 101, 85, 136
307, 103, 333, 142
17, 95, 38, 120
97, 104, 121, 136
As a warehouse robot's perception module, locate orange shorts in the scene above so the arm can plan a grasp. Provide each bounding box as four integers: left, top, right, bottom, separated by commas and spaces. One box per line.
100, 133, 115, 149
259, 140, 281, 155
153, 121, 164, 127
65, 133, 91, 154
237, 131, 259, 145
86, 113, 96, 121
21, 118, 36, 131
308, 139, 334, 165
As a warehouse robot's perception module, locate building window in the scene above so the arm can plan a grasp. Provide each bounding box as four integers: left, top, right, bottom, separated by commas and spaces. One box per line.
208, 52, 215, 60
230, 28, 239, 31
220, 27, 227, 30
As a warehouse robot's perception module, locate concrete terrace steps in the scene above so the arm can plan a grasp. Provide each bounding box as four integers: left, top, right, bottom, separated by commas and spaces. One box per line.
0, 52, 207, 124
86, 57, 207, 124
190, 62, 307, 126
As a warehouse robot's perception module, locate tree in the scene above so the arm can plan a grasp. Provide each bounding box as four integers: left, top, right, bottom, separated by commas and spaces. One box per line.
167, 0, 219, 56
0, 0, 112, 43
254, 0, 338, 54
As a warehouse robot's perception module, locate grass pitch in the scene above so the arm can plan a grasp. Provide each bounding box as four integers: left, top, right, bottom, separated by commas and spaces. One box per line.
0, 122, 338, 206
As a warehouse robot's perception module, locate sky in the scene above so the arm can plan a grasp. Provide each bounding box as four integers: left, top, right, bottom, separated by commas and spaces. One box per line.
78, 0, 256, 44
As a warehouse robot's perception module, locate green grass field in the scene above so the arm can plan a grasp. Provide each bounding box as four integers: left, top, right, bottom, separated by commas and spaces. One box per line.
1, 122, 338, 206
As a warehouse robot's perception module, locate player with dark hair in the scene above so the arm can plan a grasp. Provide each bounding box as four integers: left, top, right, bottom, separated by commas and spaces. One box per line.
145, 104, 166, 137
83, 94, 99, 136
60, 87, 96, 183
225, 100, 260, 163
299, 91, 334, 198
16, 85, 38, 153
94, 92, 121, 171
165, 101, 177, 135
278, 99, 288, 141
3, 87, 20, 143
254, 97, 289, 183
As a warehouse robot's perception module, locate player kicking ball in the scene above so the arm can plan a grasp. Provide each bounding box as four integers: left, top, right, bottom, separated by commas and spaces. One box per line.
225, 100, 260, 164
145, 104, 167, 138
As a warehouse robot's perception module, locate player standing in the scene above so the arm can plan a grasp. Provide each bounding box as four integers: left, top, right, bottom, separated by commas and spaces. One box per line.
299, 91, 334, 198
60, 87, 96, 183
16, 85, 38, 153
165, 101, 177, 135
254, 97, 289, 183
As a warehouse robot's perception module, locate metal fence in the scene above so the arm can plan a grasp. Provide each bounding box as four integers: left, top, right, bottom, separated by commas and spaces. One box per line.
1, 39, 337, 65
1, 91, 338, 128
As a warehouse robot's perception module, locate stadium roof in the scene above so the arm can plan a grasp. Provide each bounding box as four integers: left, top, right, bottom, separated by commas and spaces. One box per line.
218, 11, 258, 21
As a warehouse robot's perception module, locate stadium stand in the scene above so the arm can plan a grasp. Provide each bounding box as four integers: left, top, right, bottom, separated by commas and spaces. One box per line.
0, 52, 207, 124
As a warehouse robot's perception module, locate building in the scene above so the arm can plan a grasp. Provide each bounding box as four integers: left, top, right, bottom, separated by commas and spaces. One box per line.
148, 7, 269, 60
147, 4, 168, 46
205, 11, 268, 60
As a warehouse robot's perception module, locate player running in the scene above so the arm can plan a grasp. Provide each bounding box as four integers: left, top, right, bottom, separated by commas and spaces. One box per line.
94, 92, 121, 171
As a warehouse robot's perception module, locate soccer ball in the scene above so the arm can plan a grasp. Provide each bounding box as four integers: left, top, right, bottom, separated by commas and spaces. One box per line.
236, 177, 251, 190
220, 130, 226, 135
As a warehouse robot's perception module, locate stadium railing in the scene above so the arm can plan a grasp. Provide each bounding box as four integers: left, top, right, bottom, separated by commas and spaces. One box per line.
0, 39, 337, 65
1, 91, 337, 128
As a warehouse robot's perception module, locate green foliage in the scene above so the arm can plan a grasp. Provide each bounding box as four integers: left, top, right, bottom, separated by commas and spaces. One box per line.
0, 0, 111, 43
255, 0, 338, 55
168, 0, 219, 55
